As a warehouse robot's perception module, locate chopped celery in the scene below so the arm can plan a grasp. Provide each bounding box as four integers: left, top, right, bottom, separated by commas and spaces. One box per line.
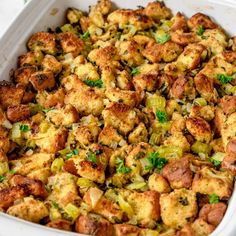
156, 145, 183, 159
77, 178, 96, 188
51, 158, 64, 173
149, 133, 161, 145
49, 207, 61, 221
193, 97, 207, 106
64, 203, 80, 221
0, 162, 9, 175
125, 181, 147, 190
191, 141, 211, 155
117, 194, 134, 218
146, 94, 166, 111
60, 24, 77, 33
39, 120, 50, 133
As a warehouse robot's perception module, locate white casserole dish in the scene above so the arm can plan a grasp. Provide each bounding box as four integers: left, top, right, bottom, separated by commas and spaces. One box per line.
0, 0, 235, 235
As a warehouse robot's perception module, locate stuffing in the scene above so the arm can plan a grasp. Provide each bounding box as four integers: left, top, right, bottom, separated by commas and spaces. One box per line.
186, 116, 212, 143
0, 83, 24, 110
163, 157, 193, 189
199, 202, 227, 227
18, 51, 44, 67
127, 191, 160, 228
1, 2, 235, 234
7, 197, 48, 223
116, 40, 144, 66
36, 88, 65, 108
190, 105, 215, 121
47, 219, 72, 231
191, 219, 215, 236
192, 167, 233, 199
14, 65, 37, 86
164, 133, 190, 153
6, 104, 30, 122
148, 173, 171, 193
107, 9, 154, 30
47, 172, 78, 208
29, 71, 55, 91
170, 76, 196, 100
142, 41, 182, 63
46, 105, 79, 126
42, 55, 62, 74
187, 13, 218, 30
0, 186, 26, 210
10, 153, 54, 183
64, 79, 104, 116
98, 126, 126, 148
58, 32, 84, 56
105, 88, 140, 107
143, 1, 172, 21
34, 126, 68, 153
75, 214, 113, 236
220, 96, 236, 115
113, 224, 140, 236
102, 102, 139, 135
160, 189, 198, 229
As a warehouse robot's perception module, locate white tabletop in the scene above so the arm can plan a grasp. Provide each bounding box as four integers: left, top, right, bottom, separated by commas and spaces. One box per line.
0, 0, 28, 38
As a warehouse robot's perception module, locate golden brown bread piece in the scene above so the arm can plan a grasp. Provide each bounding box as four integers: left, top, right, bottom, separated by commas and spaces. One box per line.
75, 214, 113, 236
29, 71, 55, 91
6, 104, 30, 122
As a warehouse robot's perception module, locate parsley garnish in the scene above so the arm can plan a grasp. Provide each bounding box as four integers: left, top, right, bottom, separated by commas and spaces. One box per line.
196, 25, 204, 36
145, 152, 167, 171
116, 158, 131, 174
131, 67, 140, 76
81, 31, 89, 40
217, 74, 233, 84
66, 149, 79, 160
210, 158, 221, 168
9, 169, 16, 175
84, 79, 103, 88
0, 175, 6, 182
52, 201, 59, 209
156, 223, 161, 230
87, 151, 97, 164
155, 33, 170, 44
20, 124, 30, 132
209, 193, 219, 204
156, 110, 167, 123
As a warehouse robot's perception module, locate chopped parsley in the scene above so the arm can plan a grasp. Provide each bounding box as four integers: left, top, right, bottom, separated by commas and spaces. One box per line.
81, 31, 89, 40
66, 149, 79, 160
196, 25, 204, 36
209, 193, 219, 204
52, 201, 60, 209
131, 67, 140, 76
156, 223, 161, 230
0, 175, 6, 182
210, 158, 221, 168
84, 79, 103, 88
155, 33, 170, 44
116, 158, 131, 174
20, 124, 30, 132
179, 197, 189, 206
9, 169, 16, 175
145, 152, 167, 171
156, 110, 167, 123
217, 74, 234, 84
87, 151, 97, 164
